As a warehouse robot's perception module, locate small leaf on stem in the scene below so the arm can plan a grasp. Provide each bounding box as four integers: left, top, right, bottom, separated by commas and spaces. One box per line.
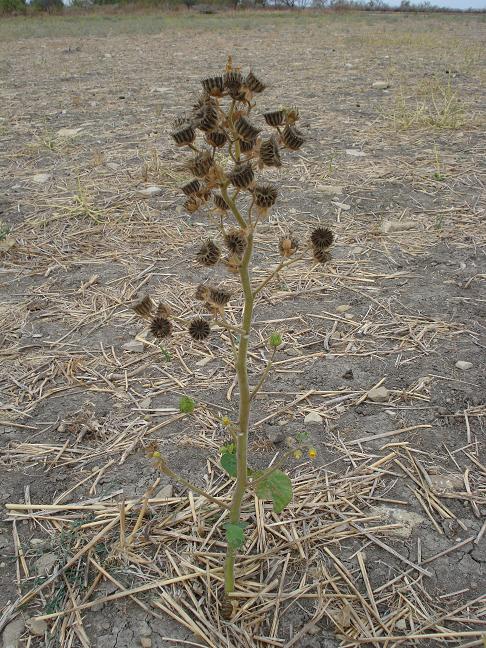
255, 470, 292, 514
224, 522, 247, 550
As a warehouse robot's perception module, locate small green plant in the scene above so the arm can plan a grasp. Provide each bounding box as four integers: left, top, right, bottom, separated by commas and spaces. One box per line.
0, 0, 25, 13
433, 145, 445, 181
131, 57, 333, 617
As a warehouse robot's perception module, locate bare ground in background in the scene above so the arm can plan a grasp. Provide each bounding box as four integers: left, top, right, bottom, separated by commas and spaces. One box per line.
0, 11, 485, 648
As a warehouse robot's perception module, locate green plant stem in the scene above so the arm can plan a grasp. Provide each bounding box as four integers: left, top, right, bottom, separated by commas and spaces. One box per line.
224, 227, 254, 595
253, 254, 305, 297
220, 184, 246, 229
159, 463, 230, 510
249, 348, 276, 402
252, 445, 310, 488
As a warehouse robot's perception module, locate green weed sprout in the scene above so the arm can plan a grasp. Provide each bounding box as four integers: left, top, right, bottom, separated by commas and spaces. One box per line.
131, 56, 334, 618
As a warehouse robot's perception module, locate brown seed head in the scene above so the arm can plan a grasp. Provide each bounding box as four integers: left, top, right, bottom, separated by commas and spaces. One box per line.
189, 317, 211, 341
132, 295, 154, 320
181, 179, 202, 196
205, 129, 228, 148
171, 121, 196, 147
259, 137, 281, 168
244, 71, 266, 94
214, 194, 229, 212
155, 302, 172, 319
188, 151, 213, 178
240, 138, 257, 154
279, 234, 299, 258
201, 76, 224, 97
150, 317, 173, 339
184, 196, 200, 214
310, 227, 334, 250
193, 102, 219, 132
263, 110, 286, 127
254, 184, 278, 209
312, 248, 332, 265
282, 124, 305, 150
195, 284, 211, 302
209, 287, 231, 307
225, 254, 241, 274
196, 239, 221, 267
234, 116, 261, 142
285, 107, 300, 124
224, 229, 247, 257
228, 162, 254, 189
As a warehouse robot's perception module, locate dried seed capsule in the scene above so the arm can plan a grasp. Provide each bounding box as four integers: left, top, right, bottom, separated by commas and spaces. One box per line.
194, 102, 219, 132
310, 226, 334, 250
209, 287, 231, 307
201, 76, 224, 97
132, 295, 154, 319
263, 110, 286, 127
150, 317, 172, 339
214, 194, 229, 212
234, 116, 261, 142
244, 71, 266, 93
285, 106, 300, 124
224, 70, 243, 90
195, 284, 211, 302
254, 184, 278, 209
196, 239, 221, 267
312, 248, 332, 265
228, 162, 254, 189
171, 121, 196, 146
205, 129, 228, 148
282, 124, 305, 150
224, 229, 247, 257
184, 196, 200, 214
189, 317, 211, 341
240, 138, 257, 153
188, 151, 213, 178
225, 254, 241, 274
181, 179, 202, 196
155, 302, 172, 319
259, 137, 281, 167
279, 234, 299, 258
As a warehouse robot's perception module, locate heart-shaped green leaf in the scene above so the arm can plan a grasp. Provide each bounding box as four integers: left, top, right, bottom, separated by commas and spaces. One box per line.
255, 470, 292, 514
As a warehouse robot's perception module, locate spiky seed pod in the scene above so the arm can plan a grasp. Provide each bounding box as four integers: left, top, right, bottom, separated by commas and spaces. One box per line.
184, 197, 200, 214
181, 179, 202, 196
195, 284, 211, 302
188, 151, 213, 178
224, 229, 247, 257
188, 317, 211, 341
254, 184, 278, 209
214, 194, 229, 212
282, 124, 305, 150
196, 239, 221, 267
171, 121, 196, 146
194, 102, 219, 132
240, 138, 257, 153
244, 71, 266, 93
279, 234, 299, 258
205, 129, 228, 148
234, 116, 261, 142
150, 317, 172, 339
198, 187, 212, 203
310, 226, 334, 250
228, 162, 254, 189
155, 302, 172, 319
313, 247, 332, 265
132, 295, 154, 319
285, 107, 300, 124
201, 76, 224, 97
224, 70, 243, 90
209, 287, 231, 307
263, 110, 286, 127
259, 137, 282, 167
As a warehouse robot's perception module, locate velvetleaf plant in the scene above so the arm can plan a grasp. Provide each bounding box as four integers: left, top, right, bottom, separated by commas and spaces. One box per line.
131, 57, 334, 617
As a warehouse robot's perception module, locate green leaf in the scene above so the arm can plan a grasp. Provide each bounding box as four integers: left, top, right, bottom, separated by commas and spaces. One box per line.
255, 470, 292, 514
224, 522, 247, 550
220, 452, 237, 477
179, 396, 195, 414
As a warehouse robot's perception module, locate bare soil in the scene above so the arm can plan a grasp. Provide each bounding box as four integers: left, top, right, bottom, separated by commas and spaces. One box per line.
0, 10, 485, 648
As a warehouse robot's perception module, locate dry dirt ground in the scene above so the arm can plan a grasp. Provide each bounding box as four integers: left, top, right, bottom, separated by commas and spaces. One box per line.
0, 10, 485, 648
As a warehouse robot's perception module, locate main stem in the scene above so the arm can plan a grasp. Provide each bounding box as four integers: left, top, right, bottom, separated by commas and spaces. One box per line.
224, 230, 254, 595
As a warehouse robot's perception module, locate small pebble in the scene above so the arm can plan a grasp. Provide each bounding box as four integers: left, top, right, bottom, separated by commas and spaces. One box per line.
304, 411, 323, 425
455, 360, 473, 370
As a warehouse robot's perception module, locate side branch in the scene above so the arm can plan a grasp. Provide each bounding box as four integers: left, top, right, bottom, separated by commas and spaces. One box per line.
250, 348, 276, 401
253, 254, 305, 297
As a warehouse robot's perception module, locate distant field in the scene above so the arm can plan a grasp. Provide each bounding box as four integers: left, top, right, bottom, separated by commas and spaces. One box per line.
1, 9, 485, 648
